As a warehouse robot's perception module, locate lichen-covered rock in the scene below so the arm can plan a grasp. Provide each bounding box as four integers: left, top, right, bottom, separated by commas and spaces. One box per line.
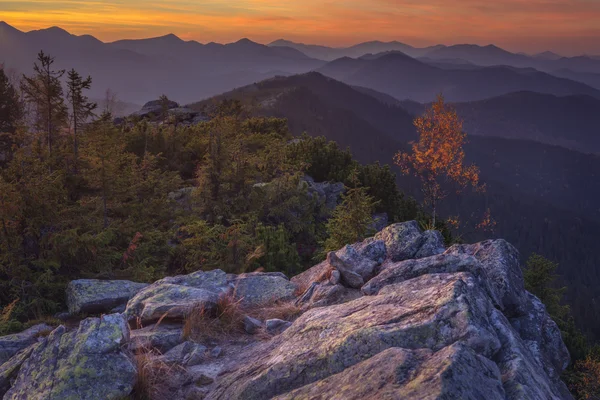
490, 308, 572, 399
231, 272, 297, 308
156, 268, 228, 289
0, 343, 39, 396
510, 293, 571, 382
160, 341, 207, 366
0, 324, 52, 365
208, 272, 503, 399
66, 279, 148, 315
4, 314, 135, 400
274, 343, 505, 400
361, 253, 483, 295
335, 245, 378, 281
266, 319, 292, 334
414, 229, 446, 259
301, 175, 345, 211
374, 221, 425, 261
350, 237, 387, 264
296, 282, 361, 310
125, 269, 228, 322
129, 323, 184, 353
327, 252, 364, 288
243, 316, 263, 335
445, 239, 528, 316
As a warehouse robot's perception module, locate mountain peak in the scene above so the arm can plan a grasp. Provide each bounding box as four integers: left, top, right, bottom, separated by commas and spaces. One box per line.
235, 38, 257, 45
161, 33, 182, 41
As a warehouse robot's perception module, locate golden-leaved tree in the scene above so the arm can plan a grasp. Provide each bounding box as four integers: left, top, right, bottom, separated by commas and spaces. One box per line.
395, 94, 482, 227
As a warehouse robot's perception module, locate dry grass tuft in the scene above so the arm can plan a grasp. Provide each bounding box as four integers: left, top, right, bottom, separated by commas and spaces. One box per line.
184, 292, 246, 342
247, 300, 302, 322
131, 347, 183, 400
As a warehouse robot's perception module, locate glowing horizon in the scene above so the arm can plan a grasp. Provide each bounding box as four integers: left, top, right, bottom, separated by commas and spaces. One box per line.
2, 0, 600, 56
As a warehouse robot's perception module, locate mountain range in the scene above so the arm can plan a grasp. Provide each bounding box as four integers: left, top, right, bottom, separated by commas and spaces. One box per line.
0, 22, 322, 104
3, 21, 600, 104
316, 52, 600, 102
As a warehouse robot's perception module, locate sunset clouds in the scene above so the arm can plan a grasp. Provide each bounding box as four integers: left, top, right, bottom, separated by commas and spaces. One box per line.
1, 0, 599, 54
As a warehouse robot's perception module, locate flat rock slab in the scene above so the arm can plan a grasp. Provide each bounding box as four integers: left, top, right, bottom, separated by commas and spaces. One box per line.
231, 272, 297, 308
129, 323, 184, 353
125, 269, 229, 323
445, 239, 528, 316
67, 279, 148, 315
208, 272, 502, 399
3, 314, 135, 400
0, 324, 53, 365
274, 344, 505, 400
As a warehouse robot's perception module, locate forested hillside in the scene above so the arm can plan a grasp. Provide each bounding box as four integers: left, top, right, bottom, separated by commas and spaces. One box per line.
0, 58, 421, 331
191, 72, 600, 339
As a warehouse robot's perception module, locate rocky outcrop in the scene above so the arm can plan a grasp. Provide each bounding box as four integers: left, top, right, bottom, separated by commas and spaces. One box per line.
230, 272, 298, 308
131, 99, 179, 118
67, 279, 148, 315
301, 175, 345, 212
0, 324, 52, 365
129, 323, 184, 353
0, 221, 574, 399
124, 269, 229, 322
2, 314, 135, 400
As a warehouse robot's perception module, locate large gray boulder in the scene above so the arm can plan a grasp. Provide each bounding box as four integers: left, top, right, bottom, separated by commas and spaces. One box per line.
274, 344, 505, 400
361, 253, 484, 295
67, 279, 148, 315
230, 272, 298, 308
0, 343, 39, 396
301, 175, 345, 212
131, 99, 179, 118
208, 260, 571, 400
374, 221, 445, 262
129, 323, 184, 353
124, 269, 229, 322
3, 314, 135, 399
0, 324, 52, 365
445, 239, 528, 316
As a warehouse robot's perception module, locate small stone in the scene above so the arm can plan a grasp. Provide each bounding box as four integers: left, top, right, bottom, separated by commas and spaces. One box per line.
329, 270, 341, 285
266, 319, 292, 334
327, 252, 364, 289
243, 315, 263, 335
211, 346, 222, 358
196, 374, 215, 386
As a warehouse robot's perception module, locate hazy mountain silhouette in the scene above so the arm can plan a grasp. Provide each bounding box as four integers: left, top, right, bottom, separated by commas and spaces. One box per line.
268, 39, 444, 60
316, 52, 600, 102
190, 72, 600, 338
0, 22, 324, 104
452, 92, 600, 153
425, 44, 600, 75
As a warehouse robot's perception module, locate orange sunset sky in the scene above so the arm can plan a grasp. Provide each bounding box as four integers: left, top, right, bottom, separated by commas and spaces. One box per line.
2, 0, 600, 55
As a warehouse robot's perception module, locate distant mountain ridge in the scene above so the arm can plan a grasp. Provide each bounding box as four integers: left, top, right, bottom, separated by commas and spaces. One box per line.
0, 22, 324, 104
316, 52, 600, 102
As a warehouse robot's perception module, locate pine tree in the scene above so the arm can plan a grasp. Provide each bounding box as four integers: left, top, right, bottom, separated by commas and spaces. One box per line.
0, 66, 22, 164
323, 174, 377, 253
20, 51, 68, 157
66, 69, 96, 172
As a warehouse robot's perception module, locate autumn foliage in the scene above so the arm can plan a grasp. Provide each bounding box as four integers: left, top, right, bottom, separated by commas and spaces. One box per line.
395, 94, 482, 226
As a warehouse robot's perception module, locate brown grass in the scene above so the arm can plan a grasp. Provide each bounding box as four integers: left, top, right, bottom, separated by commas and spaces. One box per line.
131, 347, 183, 400
247, 300, 302, 322
293, 264, 335, 297
0, 298, 18, 323
183, 292, 246, 342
